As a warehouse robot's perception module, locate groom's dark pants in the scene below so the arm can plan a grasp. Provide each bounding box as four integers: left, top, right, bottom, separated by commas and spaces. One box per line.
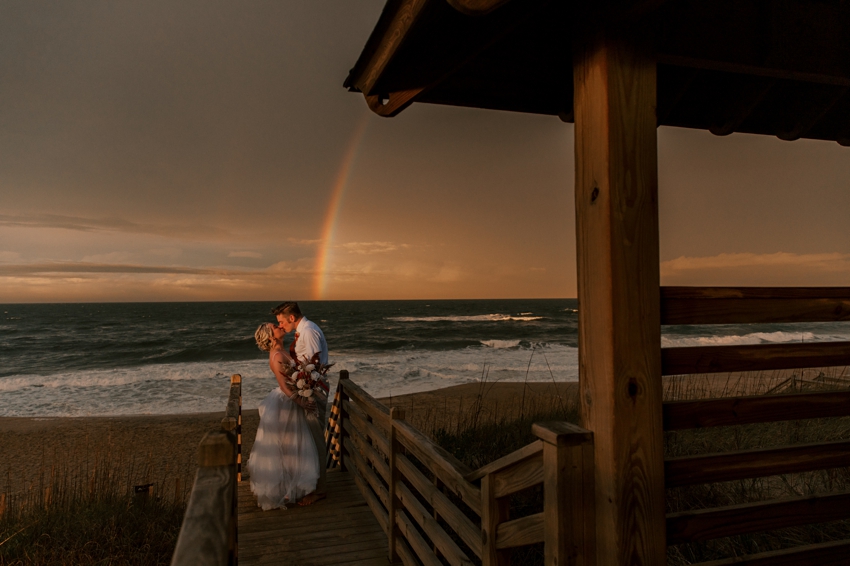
305, 392, 328, 494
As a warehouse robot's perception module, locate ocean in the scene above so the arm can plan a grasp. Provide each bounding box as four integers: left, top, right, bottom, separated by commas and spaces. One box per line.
2, 299, 850, 417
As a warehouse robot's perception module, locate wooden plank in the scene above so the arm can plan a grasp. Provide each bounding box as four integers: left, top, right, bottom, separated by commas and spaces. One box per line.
387, 407, 404, 563
393, 419, 481, 515
492, 451, 543, 498
342, 380, 390, 428
343, 437, 389, 508
660, 286, 850, 325
663, 390, 850, 430
395, 534, 421, 566
693, 538, 850, 566
574, 23, 667, 566
397, 452, 482, 559
396, 508, 443, 566
172, 465, 235, 566
665, 440, 850, 488
397, 481, 474, 566
495, 512, 544, 549
348, 455, 389, 534
666, 491, 850, 545
347, 418, 390, 482
343, 400, 390, 456
343, 403, 390, 457
481, 473, 510, 566
173, 430, 236, 566
661, 342, 850, 375
466, 440, 542, 482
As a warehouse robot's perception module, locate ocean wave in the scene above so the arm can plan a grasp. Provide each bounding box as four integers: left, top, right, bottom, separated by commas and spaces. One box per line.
661, 330, 835, 348
480, 339, 522, 349
387, 314, 543, 322
0, 344, 579, 416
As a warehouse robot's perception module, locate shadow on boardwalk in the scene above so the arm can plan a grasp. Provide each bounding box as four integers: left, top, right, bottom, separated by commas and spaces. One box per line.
238, 468, 388, 565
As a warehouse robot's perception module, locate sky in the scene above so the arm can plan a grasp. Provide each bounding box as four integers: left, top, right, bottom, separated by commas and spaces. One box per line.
1, 1, 849, 303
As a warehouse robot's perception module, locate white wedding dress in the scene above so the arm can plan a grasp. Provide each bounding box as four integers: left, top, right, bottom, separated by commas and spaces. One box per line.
248, 386, 320, 510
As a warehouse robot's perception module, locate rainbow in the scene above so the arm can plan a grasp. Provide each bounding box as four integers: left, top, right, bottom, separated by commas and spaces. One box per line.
312, 117, 369, 300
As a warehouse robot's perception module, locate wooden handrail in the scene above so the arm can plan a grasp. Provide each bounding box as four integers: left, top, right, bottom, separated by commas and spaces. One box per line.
660, 286, 850, 325
663, 389, 850, 430
335, 378, 595, 566
661, 341, 850, 375
171, 374, 240, 566
665, 440, 850, 488
691, 539, 850, 566
667, 491, 850, 545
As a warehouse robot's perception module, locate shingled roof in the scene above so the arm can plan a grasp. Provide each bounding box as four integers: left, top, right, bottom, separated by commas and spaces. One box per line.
345, 0, 850, 145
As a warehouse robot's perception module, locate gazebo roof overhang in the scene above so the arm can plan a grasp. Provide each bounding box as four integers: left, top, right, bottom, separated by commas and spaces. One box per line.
345, 0, 850, 145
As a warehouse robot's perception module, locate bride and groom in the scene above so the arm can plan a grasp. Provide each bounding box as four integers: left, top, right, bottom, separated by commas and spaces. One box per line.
249, 301, 330, 510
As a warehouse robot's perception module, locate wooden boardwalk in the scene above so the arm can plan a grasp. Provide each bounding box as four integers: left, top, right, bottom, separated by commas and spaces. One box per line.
238, 468, 389, 565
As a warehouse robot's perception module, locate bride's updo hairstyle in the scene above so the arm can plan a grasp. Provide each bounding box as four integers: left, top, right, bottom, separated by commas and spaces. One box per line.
254, 323, 275, 352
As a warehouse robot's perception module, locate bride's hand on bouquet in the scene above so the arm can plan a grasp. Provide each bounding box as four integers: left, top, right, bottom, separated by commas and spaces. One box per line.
295, 396, 317, 412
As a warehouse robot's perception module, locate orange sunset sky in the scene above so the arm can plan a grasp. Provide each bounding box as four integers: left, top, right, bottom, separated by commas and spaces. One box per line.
2, 1, 849, 303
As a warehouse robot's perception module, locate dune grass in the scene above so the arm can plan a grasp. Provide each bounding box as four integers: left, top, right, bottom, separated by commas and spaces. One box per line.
423, 369, 850, 565
0, 446, 188, 566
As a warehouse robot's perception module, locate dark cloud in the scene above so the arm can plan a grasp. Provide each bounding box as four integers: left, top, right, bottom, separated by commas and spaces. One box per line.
0, 214, 232, 240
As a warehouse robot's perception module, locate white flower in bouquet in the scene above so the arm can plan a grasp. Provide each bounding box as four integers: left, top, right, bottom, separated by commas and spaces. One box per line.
304, 364, 315, 372
299, 388, 313, 397
311, 371, 322, 381
296, 378, 305, 389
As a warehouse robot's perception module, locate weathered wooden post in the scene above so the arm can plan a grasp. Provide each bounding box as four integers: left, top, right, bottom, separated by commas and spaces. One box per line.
481, 471, 510, 566
533, 421, 595, 566
573, 19, 666, 565
220, 374, 242, 482
387, 406, 405, 563
170, 430, 237, 566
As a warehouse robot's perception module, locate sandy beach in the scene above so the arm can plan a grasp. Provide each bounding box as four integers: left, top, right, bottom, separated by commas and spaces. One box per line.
3, 368, 847, 502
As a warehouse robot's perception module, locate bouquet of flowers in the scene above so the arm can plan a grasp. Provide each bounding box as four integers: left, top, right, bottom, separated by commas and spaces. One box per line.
285, 353, 333, 413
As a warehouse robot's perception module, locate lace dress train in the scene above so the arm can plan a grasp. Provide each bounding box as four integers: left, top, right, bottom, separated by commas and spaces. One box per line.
248, 387, 320, 510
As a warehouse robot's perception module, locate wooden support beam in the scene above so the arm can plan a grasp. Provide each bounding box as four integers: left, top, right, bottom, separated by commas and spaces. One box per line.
574, 24, 666, 565
663, 389, 850, 430
660, 341, 850, 375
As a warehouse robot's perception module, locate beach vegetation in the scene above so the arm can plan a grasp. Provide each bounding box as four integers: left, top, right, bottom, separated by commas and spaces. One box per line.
0, 446, 188, 566
421, 369, 850, 565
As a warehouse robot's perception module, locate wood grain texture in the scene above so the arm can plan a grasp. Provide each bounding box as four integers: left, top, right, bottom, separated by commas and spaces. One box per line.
171, 466, 235, 566
692, 538, 850, 566
660, 286, 850, 324
396, 481, 474, 566
666, 491, 850, 545
661, 341, 850, 375
394, 419, 481, 514
574, 24, 666, 566
343, 437, 389, 508
237, 470, 388, 566
387, 407, 404, 563
663, 390, 850, 430
343, 402, 390, 457
665, 440, 850, 487
397, 452, 482, 558
481, 473, 510, 566
346, 419, 389, 482
466, 440, 542, 482
396, 508, 444, 566
492, 452, 543, 498
348, 458, 389, 534
342, 380, 390, 429
495, 512, 544, 549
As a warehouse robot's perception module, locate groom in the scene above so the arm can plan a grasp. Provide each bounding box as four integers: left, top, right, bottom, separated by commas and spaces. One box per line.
273, 301, 328, 505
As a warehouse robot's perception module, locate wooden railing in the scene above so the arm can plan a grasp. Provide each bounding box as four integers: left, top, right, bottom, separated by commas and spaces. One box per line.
171, 374, 242, 566
660, 287, 850, 565
331, 370, 595, 566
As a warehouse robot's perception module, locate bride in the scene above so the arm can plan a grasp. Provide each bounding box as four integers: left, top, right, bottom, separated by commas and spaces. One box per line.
249, 322, 321, 510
